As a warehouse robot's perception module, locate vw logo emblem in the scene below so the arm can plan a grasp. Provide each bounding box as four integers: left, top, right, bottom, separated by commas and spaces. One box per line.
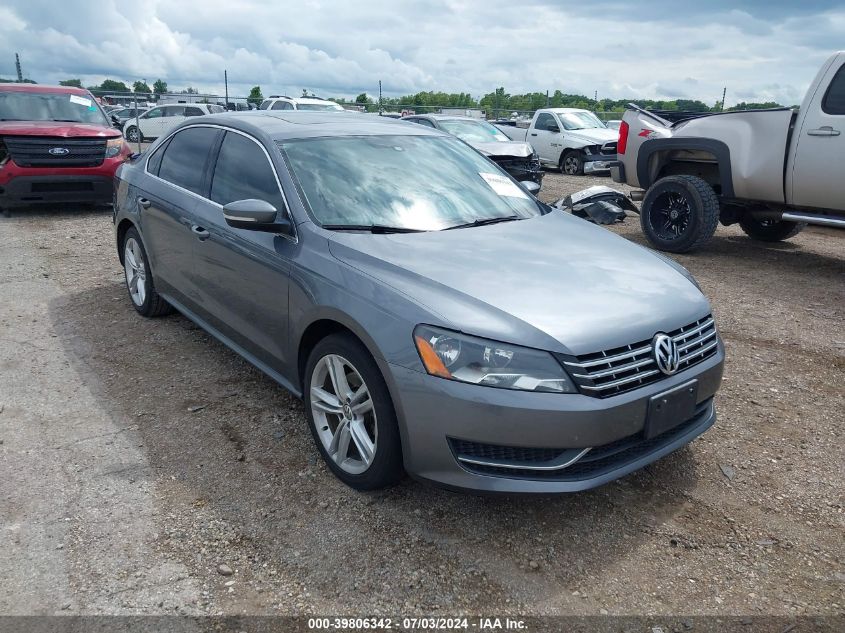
653, 333, 680, 375
49, 147, 70, 155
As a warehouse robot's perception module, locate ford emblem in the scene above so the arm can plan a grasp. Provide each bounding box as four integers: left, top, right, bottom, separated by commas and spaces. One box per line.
49, 147, 70, 155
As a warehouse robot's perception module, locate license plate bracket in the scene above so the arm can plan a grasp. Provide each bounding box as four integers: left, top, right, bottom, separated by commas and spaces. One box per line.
644, 379, 698, 439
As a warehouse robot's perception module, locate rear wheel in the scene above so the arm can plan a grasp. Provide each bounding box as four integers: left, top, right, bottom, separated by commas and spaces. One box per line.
561, 150, 584, 175
304, 333, 403, 490
640, 175, 720, 253
122, 228, 174, 317
738, 215, 806, 242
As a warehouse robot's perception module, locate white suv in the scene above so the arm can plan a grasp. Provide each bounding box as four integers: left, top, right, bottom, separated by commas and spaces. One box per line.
123, 103, 225, 142
258, 95, 345, 112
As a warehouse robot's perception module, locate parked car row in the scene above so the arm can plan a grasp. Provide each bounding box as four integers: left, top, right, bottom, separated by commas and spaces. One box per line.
122, 103, 226, 142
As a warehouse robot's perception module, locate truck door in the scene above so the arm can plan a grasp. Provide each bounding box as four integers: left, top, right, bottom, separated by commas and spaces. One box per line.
530, 113, 561, 163
790, 60, 845, 210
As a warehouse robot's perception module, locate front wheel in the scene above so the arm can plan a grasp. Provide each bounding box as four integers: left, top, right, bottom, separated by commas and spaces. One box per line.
640, 175, 720, 253
304, 333, 403, 490
738, 215, 806, 242
124, 125, 142, 143
560, 150, 584, 175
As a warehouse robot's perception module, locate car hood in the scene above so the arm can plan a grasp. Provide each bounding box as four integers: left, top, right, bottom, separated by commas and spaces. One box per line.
0, 121, 120, 138
327, 211, 710, 355
564, 127, 618, 146
469, 140, 534, 158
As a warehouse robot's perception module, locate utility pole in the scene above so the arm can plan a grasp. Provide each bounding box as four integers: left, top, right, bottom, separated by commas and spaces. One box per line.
224, 70, 229, 109
15, 53, 23, 82
721, 86, 727, 111
594, 90, 598, 103
378, 80, 382, 114
546, 90, 549, 107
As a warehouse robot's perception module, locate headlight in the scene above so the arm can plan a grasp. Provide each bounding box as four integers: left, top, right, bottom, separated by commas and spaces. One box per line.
105, 137, 125, 158
413, 325, 577, 393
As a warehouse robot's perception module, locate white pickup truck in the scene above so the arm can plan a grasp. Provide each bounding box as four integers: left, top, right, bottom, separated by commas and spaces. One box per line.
613, 51, 845, 252
495, 108, 618, 175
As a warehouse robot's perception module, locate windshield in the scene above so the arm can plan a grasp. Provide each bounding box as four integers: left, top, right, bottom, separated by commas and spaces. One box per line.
558, 111, 605, 130
0, 91, 109, 124
280, 135, 542, 231
296, 103, 344, 111
438, 119, 510, 143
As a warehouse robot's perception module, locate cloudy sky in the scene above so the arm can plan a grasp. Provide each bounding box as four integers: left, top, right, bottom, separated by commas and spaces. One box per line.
1, 0, 843, 106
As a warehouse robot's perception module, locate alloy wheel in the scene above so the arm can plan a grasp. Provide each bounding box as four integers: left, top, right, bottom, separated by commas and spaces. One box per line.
309, 354, 377, 475
123, 237, 147, 306
563, 155, 580, 175
126, 127, 139, 143
649, 191, 692, 240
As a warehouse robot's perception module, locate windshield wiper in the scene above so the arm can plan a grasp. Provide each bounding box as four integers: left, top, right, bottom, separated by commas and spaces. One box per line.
444, 215, 520, 230
50, 119, 84, 122
321, 224, 427, 234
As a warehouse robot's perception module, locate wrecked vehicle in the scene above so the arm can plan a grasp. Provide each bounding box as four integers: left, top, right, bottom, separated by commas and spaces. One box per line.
612, 50, 845, 252
554, 185, 637, 225
495, 108, 618, 175
403, 114, 543, 185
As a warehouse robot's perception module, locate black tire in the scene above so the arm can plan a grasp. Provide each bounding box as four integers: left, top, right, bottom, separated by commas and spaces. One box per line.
560, 150, 584, 175
121, 227, 174, 317
738, 215, 806, 242
304, 333, 404, 490
640, 175, 720, 253
124, 125, 142, 143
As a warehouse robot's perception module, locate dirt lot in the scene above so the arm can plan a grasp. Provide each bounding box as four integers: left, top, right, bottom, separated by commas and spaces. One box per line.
0, 170, 842, 620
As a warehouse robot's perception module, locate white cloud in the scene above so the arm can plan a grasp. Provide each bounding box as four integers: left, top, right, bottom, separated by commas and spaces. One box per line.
1, 0, 842, 107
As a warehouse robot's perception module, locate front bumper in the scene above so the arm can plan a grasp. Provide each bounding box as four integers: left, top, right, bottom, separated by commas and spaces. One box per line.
0, 154, 128, 208
384, 340, 724, 494
584, 153, 617, 175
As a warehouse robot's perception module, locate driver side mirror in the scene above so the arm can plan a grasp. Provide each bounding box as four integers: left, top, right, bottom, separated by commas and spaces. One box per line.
223, 199, 292, 234
547, 124, 560, 133
521, 181, 541, 197
111, 114, 121, 127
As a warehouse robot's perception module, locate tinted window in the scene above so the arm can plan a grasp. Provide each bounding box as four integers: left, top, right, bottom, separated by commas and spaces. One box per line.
163, 106, 185, 117
822, 64, 845, 115
271, 100, 293, 110
259, 100, 271, 110
157, 127, 219, 194
146, 137, 171, 176
211, 132, 285, 211
535, 113, 556, 131
184, 107, 204, 117
411, 118, 436, 128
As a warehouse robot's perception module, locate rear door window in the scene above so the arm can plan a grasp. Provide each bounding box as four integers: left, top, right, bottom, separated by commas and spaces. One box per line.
271, 101, 294, 110
210, 131, 285, 211
157, 126, 220, 194
184, 106, 204, 117
822, 64, 845, 115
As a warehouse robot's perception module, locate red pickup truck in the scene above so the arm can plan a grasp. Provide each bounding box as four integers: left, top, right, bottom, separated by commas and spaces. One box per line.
0, 83, 131, 215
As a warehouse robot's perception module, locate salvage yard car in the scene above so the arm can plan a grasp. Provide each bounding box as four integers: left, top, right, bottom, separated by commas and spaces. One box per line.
403, 114, 543, 185
0, 82, 131, 214
123, 103, 225, 143
496, 108, 618, 175
613, 50, 845, 252
113, 111, 724, 493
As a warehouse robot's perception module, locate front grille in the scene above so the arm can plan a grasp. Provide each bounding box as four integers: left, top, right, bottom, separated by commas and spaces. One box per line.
31, 181, 94, 193
450, 398, 713, 481
600, 141, 617, 155
492, 156, 542, 181
559, 315, 718, 398
3, 136, 106, 168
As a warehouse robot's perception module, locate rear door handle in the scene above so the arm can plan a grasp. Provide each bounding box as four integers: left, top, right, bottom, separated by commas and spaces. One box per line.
191, 225, 211, 240
137, 197, 151, 209
807, 126, 841, 136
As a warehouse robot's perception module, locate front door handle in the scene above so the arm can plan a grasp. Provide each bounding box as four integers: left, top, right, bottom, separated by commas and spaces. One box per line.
191, 225, 211, 240
137, 197, 151, 209
530, 132, 538, 136
807, 126, 841, 136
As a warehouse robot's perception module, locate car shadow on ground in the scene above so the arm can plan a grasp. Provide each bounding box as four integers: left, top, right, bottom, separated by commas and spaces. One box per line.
50, 281, 705, 611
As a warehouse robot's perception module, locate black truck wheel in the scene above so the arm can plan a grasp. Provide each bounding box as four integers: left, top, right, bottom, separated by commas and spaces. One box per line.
738, 215, 806, 242
640, 175, 720, 253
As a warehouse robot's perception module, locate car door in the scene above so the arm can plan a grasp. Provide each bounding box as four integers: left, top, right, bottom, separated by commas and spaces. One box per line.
190, 129, 295, 373
140, 125, 221, 309
790, 60, 845, 210
138, 106, 164, 138
157, 105, 187, 138
530, 113, 561, 163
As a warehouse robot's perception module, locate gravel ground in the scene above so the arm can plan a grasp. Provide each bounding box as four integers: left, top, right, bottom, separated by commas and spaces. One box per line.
0, 170, 842, 620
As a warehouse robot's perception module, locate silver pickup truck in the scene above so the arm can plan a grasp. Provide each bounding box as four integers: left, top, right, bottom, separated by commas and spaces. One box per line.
613, 51, 845, 252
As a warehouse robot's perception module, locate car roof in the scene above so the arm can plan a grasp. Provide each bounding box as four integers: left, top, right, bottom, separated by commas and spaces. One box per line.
194, 111, 447, 141
543, 108, 592, 114
0, 83, 91, 95
410, 114, 482, 121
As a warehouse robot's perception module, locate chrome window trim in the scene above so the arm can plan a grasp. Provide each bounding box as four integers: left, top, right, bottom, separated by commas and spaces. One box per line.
143, 123, 298, 243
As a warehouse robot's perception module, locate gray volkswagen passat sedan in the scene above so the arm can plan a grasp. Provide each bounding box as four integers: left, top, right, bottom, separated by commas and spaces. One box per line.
113, 111, 724, 493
